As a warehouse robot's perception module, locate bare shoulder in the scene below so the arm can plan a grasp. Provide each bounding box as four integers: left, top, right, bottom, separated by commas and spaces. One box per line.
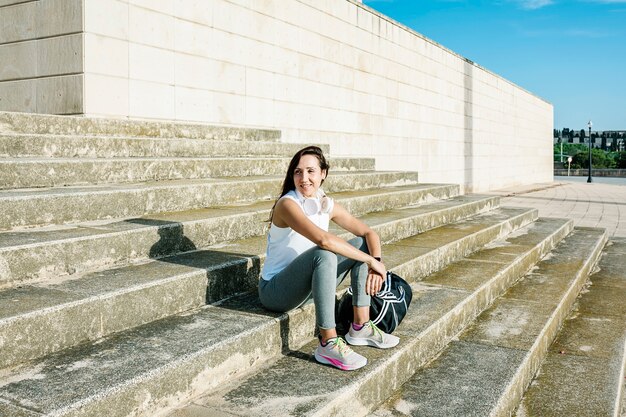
272, 197, 300, 228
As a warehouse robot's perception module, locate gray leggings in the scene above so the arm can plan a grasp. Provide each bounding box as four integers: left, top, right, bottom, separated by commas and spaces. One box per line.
258, 237, 371, 330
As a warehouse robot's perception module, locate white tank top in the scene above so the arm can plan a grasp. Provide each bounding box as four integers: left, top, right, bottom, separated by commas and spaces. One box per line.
261, 189, 330, 281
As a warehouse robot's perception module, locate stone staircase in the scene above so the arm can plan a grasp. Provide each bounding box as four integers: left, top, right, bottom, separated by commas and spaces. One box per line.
0, 111, 623, 417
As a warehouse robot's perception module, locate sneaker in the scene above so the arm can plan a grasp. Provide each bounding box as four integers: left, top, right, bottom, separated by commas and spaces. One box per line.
314, 337, 367, 371
345, 321, 400, 349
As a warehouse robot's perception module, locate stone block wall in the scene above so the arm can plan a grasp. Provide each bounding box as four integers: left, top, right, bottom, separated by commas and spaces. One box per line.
0, 0, 83, 113
0, 0, 553, 191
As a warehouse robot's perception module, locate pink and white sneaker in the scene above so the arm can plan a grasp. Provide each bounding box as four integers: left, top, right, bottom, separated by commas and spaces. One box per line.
314, 337, 367, 371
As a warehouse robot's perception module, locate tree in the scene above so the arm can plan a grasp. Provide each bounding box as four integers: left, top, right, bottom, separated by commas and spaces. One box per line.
573, 148, 616, 169
555, 143, 588, 168
571, 152, 586, 169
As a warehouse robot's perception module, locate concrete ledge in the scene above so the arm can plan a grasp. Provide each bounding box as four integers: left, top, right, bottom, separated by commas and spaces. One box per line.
168, 218, 573, 417
554, 168, 626, 177
0, 185, 462, 287
0, 171, 420, 230
0, 134, 328, 158
516, 238, 626, 417
0, 211, 566, 417
0, 192, 491, 368
0, 111, 281, 140
373, 227, 606, 417
0, 156, 375, 189
187, 208, 547, 382
0, 304, 284, 417
0, 399, 38, 417
386, 207, 542, 282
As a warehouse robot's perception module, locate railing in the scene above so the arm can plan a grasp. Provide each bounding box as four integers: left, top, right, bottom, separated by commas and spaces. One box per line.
554, 169, 626, 177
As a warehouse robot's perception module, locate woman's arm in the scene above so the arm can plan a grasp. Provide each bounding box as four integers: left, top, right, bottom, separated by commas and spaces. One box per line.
330, 202, 382, 259
331, 202, 386, 295
273, 198, 386, 278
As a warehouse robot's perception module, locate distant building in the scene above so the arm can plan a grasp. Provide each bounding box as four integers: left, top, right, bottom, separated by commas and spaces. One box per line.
553, 129, 626, 151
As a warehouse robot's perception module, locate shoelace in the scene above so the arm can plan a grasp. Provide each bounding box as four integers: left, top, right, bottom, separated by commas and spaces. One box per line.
367, 320, 384, 340
329, 337, 351, 355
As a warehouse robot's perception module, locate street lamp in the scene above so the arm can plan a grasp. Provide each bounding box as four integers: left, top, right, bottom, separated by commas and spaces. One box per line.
587, 120, 592, 183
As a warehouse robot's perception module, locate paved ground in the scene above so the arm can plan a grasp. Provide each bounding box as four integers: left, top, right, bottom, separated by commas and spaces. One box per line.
485, 176, 626, 238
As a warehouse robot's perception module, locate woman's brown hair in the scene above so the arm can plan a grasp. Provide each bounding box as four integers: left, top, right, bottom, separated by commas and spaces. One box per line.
268, 145, 330, 222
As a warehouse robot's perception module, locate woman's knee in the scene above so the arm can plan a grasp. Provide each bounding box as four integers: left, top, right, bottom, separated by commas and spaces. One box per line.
312, 247, 337, 268
349, 236, 369, 253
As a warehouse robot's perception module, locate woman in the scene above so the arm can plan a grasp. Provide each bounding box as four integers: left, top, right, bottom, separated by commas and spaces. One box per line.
259, 146, 399, 371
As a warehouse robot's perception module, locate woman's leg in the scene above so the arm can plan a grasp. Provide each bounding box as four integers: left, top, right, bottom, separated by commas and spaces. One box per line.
339, 238, 400, 349
259, 237, 373, 337
335, 236, 371, 324
258, 245, 338, 335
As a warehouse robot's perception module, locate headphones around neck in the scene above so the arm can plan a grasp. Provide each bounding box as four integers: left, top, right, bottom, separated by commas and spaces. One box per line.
300, 190, 334, 216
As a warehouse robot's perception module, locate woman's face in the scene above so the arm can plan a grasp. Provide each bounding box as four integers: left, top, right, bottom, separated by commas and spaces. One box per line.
293, 154, 326, 198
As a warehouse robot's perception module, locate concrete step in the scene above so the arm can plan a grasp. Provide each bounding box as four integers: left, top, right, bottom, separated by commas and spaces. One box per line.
164, 217, 574, 417
0, 171, 420, 230
0, 156, 375, 189
0, 111, 281, 141
0, 303, 285, 417
372, 227, 607, 417
0, 211, 561, 417
0, 194, 497, 369
0, 134, 325, 158
0, 185, 469, 288
515, 237, 626, 417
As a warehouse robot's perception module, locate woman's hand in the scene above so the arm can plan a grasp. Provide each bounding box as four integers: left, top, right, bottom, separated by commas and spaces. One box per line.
366, 258, 386, 295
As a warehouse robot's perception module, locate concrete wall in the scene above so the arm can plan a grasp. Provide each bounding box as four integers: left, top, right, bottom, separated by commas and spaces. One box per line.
0, 0, 553, 192
554, 169, 626, 178
0, 0, 83, 113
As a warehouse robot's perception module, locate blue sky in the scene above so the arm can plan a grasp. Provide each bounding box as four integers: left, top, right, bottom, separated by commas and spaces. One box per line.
362, 0, 626, 131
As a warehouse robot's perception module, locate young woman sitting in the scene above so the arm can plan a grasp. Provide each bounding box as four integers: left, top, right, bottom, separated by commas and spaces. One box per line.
259, 146, 399, 371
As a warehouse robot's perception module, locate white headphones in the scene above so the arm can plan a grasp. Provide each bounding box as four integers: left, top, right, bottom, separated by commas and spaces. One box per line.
301, 190, 334, 216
